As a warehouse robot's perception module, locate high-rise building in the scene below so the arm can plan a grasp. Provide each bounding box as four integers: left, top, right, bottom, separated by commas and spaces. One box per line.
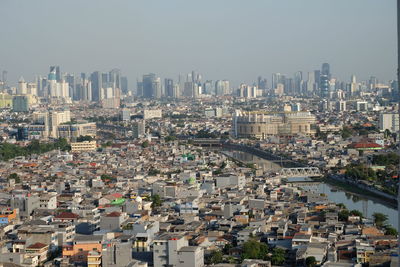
121, 108, 130, 121
153, 77, 162, 98
306, 72, 315, 93
321, 63, 331, 79
319, 63, 331, 98
17, 77, 27, 95
165, 78, 174, 98
12, 95, 30, 112
65, 74, 75, 100
90, 71, 102, 102
272, 73, 282, 89
257, 76, 267, 90
142, 73, 156, 98
379, 113, 399, 133
49, 66, 61, 82
121, 76, 128, 94
132, 120, 145, 138
215, 80, 230, 96
109, 69, 121, 91
294, 71, 303, 95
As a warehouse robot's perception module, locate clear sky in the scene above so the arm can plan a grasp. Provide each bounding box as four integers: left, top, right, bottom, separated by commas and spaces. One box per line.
0, 0, 396, 87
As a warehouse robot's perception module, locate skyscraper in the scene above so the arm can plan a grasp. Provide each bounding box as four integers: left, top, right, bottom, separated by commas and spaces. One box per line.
294, 71, 303, 95
109, 69, 121, 91
49, 66, 61, 82
215, 80, 230, 96
320, 63, 331, 98
165, 78, 174, 98
90, 71, 102, 102
65, 74, 75, 100
121, 76, 128, 94
142, 73, 159, 98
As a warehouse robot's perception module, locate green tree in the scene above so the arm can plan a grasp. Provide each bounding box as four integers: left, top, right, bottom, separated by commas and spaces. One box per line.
384, 226, 398, 236
148, 168, 160, 176
270, 248, 285, 265
165, 136, 177, 142
350, 210, 363, 217
151, 194, 162, 208
341, 126, 353, 139
305, 256, 317, 267
8, 173, 20, 183
77, 135, 93, 142
373, 212, 388, 228
338, 209, 350, 221
141, 141, 149, 148
207, 250, 223, 264
241, 240, 268, 260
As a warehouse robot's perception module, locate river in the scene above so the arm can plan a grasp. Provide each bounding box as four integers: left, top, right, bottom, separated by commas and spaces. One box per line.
223, 150, 398, 228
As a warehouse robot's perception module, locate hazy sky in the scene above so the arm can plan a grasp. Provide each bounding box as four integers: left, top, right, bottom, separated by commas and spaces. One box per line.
0, 0, 396, 87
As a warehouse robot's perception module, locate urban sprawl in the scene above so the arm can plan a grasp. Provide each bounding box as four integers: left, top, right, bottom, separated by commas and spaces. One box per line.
0, 64, 398, 267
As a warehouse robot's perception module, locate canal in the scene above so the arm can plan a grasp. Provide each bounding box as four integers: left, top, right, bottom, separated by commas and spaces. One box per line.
223, 150, 398, 228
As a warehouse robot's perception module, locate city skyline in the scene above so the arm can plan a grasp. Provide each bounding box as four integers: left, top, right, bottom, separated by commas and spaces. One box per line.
0, 0, 396, 86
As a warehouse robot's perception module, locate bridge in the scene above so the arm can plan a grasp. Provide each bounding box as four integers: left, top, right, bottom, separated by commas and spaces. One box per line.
286, 181, 322, 187
279, 167, 322, 178
192, 138, 223, 147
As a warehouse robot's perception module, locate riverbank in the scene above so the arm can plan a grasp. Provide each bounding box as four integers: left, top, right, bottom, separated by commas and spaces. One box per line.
322, 175, 398, 208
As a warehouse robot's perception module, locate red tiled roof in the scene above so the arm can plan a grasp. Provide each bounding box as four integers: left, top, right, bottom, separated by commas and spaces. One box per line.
27, 242, 47, 249
55, 211, 79, 219
106, 211, 121, 217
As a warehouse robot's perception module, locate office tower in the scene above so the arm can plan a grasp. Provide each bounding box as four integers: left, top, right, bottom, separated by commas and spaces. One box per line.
101, 73, 108, 84
306, 72, 315, 93
350, 75, 358, 96
90, 71, 102, 102
319, 63, 331, 98
272, 73, 282, 89
17, 77, 27, 95
314, 70, 321, 92
321, 63, 331, 79
257, 76, 267, 90
173, 84, 180, 98
48, 69, 58, 98
49, 66, 61, 82
65, 74, 75, 100
215, 80, 230, 96
203, 80, 213, 95
284, 78, 294, 95
183, 82, 195, 98
190, 70, 201, 84
136, 81, 143, 97
369, 76, 378, 90
36, 76, 48, 97
121, 76, 128, 94
142, 73, 156, 98
78, 77, 92, 101
109, 69, 121, 90
153, 77, 162, 98
165, 78, 174, 98
294, 71, 303, 95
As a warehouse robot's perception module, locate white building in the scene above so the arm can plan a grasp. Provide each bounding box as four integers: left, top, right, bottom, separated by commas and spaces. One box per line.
379, 113, 399, 133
